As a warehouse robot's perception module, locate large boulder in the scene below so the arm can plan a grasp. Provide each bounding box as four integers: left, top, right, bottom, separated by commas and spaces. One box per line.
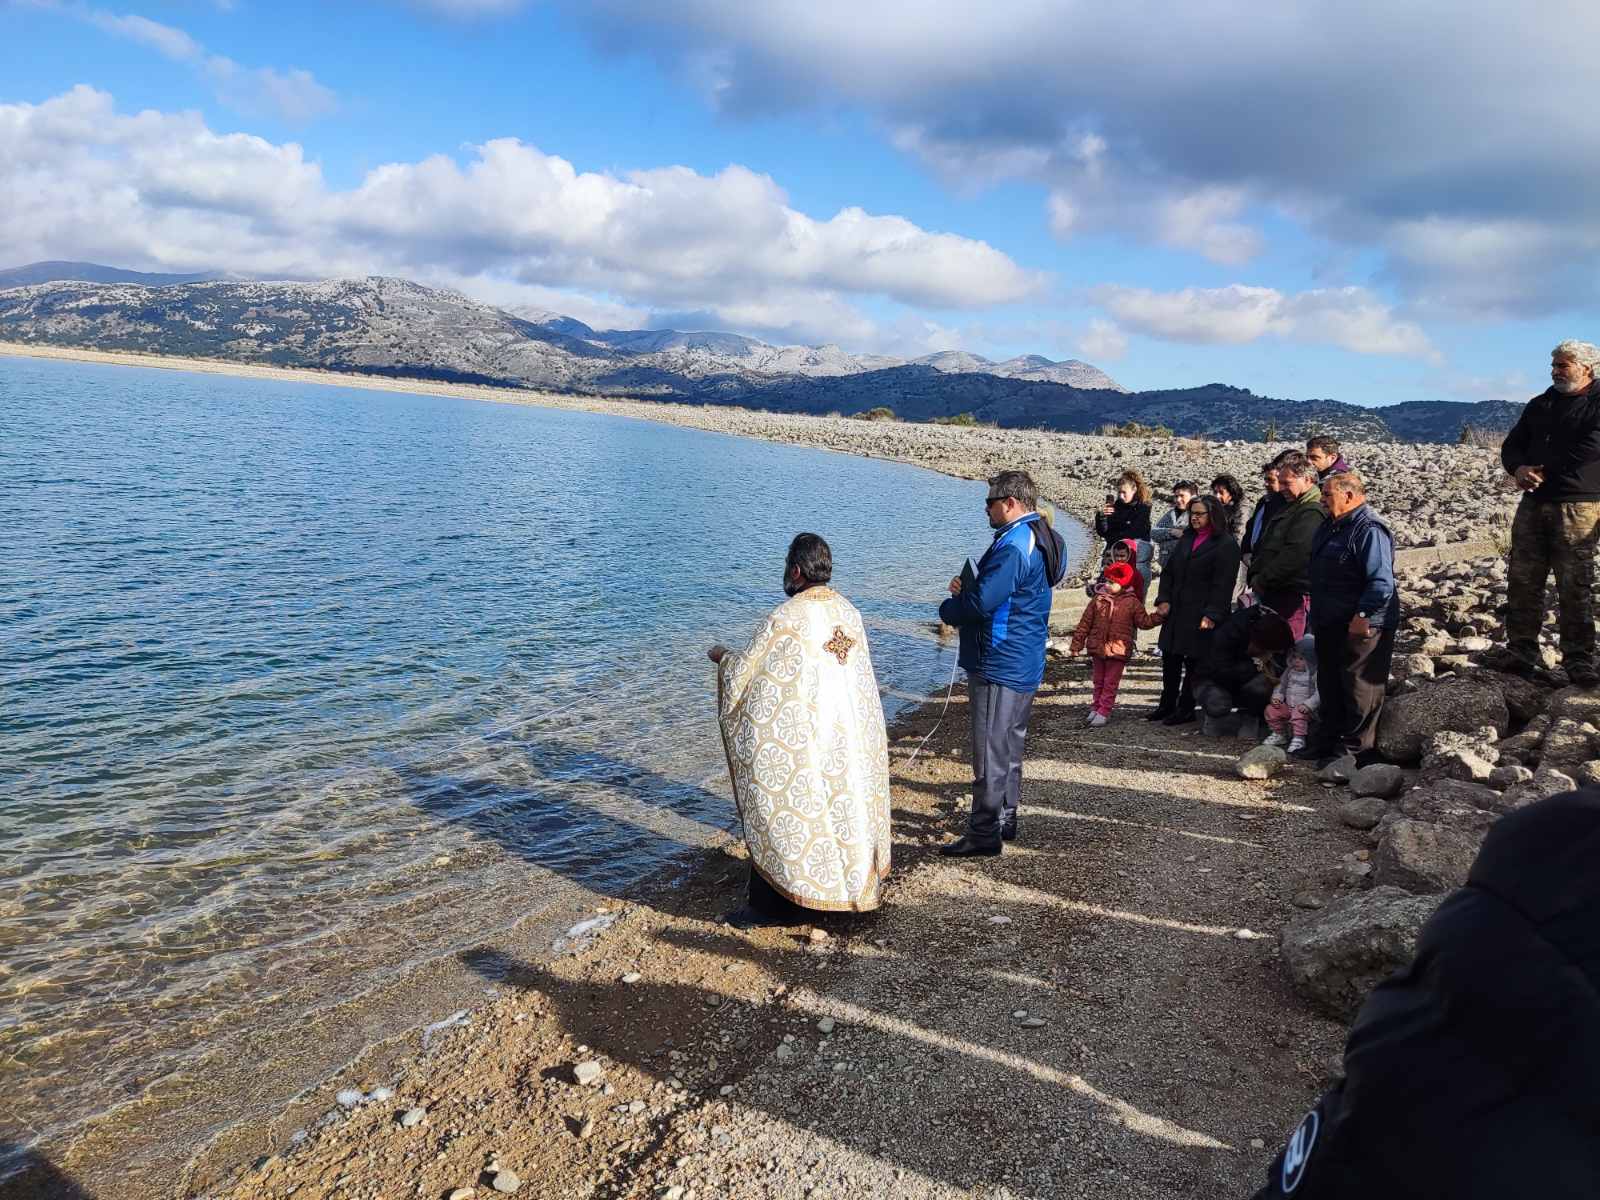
1421, 729, 1500, 783
1376, 677, 1510, 763
1483, 672, 1549, 724
1396, 778, 1502, 830
1281, 887, 1441, 1019
1535, 718, 1597, 769
1496, 766, 1579, 813
1372, 819, 1481, 893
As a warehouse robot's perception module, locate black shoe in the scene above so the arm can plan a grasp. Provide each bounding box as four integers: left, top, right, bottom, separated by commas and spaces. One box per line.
938, 836, 1002, 858
1569, 664, 1599, 689
1145, 705, 1175, 722
1292, 742, 1334, 762
1161, 709, 1196, 726
1000, 817, 1018, 842
1352, 748, 1387, 768
722, 905, 794, 930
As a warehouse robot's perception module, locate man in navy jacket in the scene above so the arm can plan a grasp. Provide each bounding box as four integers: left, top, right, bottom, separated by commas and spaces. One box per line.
938, 470, 1052, 856
1299, 471, 1399, 766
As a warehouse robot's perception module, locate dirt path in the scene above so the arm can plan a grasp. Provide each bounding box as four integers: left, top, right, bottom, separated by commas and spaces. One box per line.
173, 652, 1360, 1200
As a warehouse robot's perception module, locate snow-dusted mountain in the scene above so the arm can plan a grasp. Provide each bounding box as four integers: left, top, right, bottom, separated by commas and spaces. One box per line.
0, 266, 1522, 440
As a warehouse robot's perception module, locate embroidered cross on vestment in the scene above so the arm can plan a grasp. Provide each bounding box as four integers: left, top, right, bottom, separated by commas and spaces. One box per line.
824, 627, 855, 665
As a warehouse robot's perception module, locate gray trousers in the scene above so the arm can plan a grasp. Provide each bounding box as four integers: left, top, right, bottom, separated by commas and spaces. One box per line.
967, 672, 1035, 843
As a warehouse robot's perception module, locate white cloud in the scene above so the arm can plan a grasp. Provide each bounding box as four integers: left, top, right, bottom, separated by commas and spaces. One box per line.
57, 6, 336, 122
562, 0, 1600, 317
1077, 318, 1127, 362
1095, 284, 1435, 359
0, 87, 1039, 352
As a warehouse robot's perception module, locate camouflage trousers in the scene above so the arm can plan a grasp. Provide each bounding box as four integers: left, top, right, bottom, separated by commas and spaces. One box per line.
1506, 496, 1600, 667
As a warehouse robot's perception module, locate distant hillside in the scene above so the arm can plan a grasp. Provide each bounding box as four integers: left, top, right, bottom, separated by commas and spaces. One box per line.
0, 269, 1527, 443
0, 261, 218, 289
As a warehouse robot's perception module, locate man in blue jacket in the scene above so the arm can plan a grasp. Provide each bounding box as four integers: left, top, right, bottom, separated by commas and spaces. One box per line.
938, 470, 1052, 856
1299, 471, 1399, 767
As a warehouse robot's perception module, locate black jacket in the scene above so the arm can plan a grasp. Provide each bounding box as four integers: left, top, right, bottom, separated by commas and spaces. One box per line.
1501, 382, 1600, 501
1240, 492, 1285, 558
1248, 486, 1326, 598
1094, 499, 1151, 545
1154, 529, 1240, 659
1252, 788, 1600, 1199
1192, 606, 1278, 715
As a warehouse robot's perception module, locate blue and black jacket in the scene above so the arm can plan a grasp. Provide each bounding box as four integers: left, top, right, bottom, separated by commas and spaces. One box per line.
939, 513, 1051, 692
1307, 503, 1398, 631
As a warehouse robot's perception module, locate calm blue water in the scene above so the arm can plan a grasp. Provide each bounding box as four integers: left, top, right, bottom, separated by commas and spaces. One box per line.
0, 355, 1086, 1155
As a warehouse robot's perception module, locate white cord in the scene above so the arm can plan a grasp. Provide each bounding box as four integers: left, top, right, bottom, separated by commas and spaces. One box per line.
900, 651, 962, 770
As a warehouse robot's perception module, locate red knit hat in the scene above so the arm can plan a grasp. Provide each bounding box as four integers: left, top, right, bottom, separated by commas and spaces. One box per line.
1104, 562, 1136, 588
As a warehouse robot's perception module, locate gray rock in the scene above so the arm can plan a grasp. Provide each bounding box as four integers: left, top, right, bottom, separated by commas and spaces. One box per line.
573, 1060, 605, 1087
1489, 763, 1534, 789
1351, 763, 1405, 799
1392, 653, 1436, 683
1236, 744, 1286, 780
1484, 672, 1549, 724
1376, 678, 1511, 763
399, 1107, 426, 1128
1536, 718, 1596, 769
1317, 753, 1358, 784
1281, 888, 1440, 1018
491, 1169, 523, 1195
1372, 820, 1481, 893
1575, 761, 1600, 788
1338, 796, 1388, 830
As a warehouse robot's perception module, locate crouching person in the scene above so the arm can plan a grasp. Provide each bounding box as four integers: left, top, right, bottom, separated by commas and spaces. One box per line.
1250, 788, 1600, 1198
1191, 606, 1294, 735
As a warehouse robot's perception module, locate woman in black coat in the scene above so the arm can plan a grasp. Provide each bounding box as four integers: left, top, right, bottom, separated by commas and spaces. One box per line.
1094, 470, 1153, 547
1150, 494, 1242, 724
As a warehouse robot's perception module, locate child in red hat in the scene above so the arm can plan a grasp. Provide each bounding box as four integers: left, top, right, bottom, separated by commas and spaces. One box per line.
1070, 562, 1165, 726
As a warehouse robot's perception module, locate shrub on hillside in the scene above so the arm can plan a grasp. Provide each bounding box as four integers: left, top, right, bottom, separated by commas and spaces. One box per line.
856, 406, 898, 422
1099, 419, 1173, 439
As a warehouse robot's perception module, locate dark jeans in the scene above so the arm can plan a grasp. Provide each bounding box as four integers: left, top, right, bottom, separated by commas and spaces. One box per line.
1158, 651, 1196, 714
1312, 621, 1398, 753
967, 672, 1035, 844
748, 866, 807, 924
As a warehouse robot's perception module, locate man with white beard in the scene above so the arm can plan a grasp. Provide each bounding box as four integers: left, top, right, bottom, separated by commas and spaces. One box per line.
1496, 341, 1600, 688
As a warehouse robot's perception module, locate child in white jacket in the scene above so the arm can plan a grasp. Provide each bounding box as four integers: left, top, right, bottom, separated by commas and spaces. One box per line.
1263, 636, 1319, 754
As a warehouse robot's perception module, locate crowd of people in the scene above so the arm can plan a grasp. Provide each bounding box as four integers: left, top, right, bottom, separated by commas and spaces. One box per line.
1074, 444, 1397, 769
699, 340, 1600, 1191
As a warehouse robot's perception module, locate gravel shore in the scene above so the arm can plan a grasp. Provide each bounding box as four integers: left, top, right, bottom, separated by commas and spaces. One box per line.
1, 343, 1514, 1199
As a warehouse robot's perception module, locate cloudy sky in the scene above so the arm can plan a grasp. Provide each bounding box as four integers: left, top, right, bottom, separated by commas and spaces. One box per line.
4, 0, 1596, 405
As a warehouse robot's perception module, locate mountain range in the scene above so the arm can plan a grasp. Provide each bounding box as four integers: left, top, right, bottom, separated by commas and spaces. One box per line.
0, 264, 1525, 443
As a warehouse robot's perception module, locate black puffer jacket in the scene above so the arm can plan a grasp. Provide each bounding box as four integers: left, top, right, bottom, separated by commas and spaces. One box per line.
1251, 788, 1600, 1199
1501, 381, 1600, 501
1093, 498, 1151, 545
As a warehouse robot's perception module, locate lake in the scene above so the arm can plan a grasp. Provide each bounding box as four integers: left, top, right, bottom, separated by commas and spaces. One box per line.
0, 355, 1087, 1177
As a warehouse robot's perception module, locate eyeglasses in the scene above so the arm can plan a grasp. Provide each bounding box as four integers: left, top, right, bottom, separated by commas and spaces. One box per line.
985, 496, 1007, 508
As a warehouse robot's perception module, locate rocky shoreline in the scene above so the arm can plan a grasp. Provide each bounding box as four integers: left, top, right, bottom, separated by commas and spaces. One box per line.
3, 343, 1516, 569
2, 342, 1533, 1200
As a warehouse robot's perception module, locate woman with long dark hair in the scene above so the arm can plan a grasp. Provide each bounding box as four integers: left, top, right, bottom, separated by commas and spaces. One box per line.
1150, 494, 1242, 724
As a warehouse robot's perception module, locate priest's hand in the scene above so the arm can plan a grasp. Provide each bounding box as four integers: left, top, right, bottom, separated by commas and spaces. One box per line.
948, 576, 963, 596
708, 644, 729, 663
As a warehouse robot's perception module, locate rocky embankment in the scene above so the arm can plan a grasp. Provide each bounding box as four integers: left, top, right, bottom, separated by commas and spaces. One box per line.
1273, 553, 1584, 1017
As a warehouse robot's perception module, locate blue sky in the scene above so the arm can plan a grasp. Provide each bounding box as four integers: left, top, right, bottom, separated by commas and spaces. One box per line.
4, 0, 1596, 406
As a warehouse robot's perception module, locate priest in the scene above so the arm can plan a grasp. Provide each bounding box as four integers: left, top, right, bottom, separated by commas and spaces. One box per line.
708, 534, 892, 929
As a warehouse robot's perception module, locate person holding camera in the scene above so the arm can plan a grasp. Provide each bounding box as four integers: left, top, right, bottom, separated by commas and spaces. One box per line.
1095, 470, 1153, 578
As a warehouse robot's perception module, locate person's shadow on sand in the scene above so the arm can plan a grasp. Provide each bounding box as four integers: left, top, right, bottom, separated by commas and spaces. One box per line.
0, 1145, 96, 1200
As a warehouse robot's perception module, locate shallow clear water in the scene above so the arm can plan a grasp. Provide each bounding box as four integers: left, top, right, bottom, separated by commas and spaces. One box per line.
0, 356, 1086, 1155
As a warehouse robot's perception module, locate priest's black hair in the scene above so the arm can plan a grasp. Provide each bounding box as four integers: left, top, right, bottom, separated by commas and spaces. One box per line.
787, 533, 833, 585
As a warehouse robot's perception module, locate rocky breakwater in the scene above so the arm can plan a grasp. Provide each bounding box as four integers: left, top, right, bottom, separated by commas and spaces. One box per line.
597, 407, 1516, 581
1277, 551, 1594, 1019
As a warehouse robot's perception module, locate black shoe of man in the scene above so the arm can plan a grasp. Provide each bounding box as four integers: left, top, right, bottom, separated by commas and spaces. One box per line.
1353, 748, 1388, 769
1161, 709, 1197, 727
939, 836, 1002, 858
1145, 705, 1174, 722
1001, 816, 1019, 842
